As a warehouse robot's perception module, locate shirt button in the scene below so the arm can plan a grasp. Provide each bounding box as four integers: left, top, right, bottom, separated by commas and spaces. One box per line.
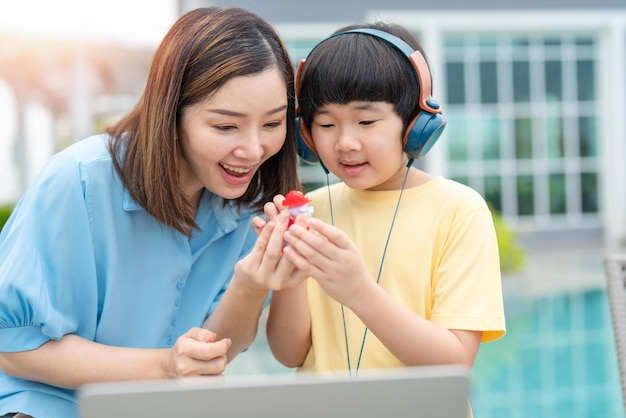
166, 336, 174, 346
176, 280, 184, 289
174, 297, 180, 307
170, 317, 177, 326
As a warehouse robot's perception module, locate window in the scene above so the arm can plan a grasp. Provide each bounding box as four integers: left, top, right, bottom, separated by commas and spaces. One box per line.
444, 34, 600, 229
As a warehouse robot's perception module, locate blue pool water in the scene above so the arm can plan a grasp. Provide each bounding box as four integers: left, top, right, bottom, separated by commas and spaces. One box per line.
227, 287, 624, 417
471, 288, 623, 417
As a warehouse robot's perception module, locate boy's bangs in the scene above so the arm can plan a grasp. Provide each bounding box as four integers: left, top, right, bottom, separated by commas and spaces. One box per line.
313, 48, 402, 106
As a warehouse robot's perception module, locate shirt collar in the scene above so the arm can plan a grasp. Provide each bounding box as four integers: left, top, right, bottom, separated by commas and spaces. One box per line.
123, 188, 143, 212
122, 187, 249, 234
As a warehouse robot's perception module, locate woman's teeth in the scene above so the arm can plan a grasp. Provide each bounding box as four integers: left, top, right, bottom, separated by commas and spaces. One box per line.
221, 163, 251, 175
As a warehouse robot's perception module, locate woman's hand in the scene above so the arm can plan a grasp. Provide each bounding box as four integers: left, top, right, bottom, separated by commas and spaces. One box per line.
236, 210, 308, 291
251, 194, 286, 235
240, 193, 309, 291
166, 327, 231, 377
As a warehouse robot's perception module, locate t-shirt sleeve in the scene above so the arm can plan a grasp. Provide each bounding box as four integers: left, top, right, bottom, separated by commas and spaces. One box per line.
430, 194, 506, 343
0, 154, 98, 352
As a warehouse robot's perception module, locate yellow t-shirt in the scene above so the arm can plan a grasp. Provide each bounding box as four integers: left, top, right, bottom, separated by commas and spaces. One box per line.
300, 177, 506, 373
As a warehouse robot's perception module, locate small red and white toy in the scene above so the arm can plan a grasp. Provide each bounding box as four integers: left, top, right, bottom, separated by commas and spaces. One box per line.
282, 190, 314, 226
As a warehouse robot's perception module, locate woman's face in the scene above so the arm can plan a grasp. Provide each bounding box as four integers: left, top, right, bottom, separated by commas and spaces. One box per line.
179, 67, 288, 202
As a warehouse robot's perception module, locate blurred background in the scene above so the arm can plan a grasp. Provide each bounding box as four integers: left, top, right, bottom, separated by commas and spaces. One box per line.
1, 0, 625, 416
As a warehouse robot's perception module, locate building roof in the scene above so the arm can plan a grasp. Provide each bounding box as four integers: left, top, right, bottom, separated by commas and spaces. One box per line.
210, 0, 626, 23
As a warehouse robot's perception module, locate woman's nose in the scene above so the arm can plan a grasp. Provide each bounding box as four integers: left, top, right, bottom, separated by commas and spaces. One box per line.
234, 132, 263, 161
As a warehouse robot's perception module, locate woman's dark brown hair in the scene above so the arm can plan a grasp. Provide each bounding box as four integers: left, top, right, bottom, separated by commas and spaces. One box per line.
106, 7, 299, 235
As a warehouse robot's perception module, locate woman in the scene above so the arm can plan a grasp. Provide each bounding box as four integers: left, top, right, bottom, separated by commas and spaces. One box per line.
0, 7, 304, 418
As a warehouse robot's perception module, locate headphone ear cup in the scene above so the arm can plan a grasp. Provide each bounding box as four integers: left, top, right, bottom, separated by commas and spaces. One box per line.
404, 111, 447, 159
296, 116, 320, 164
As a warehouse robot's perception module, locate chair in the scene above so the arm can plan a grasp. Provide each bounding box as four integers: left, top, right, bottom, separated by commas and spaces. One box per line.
605, 253, 626, 413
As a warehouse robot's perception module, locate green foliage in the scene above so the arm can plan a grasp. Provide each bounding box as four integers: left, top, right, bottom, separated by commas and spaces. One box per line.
0, 205, 13, 232
490, 206, 526, 273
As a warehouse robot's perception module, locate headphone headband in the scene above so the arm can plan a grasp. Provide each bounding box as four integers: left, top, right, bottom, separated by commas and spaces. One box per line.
296, 27, 446, 162
338, 29, 440, 114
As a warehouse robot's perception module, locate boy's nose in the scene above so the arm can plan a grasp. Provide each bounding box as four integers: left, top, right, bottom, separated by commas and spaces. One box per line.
335, 128, 361, 152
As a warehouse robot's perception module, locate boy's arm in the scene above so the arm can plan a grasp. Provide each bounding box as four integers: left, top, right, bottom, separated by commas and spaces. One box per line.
283, 216, 484, 368
265, 281, 311, 368
347, 283, 483, 367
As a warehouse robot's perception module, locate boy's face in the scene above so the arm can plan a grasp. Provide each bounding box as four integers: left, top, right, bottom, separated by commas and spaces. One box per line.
310, 101, 411, 191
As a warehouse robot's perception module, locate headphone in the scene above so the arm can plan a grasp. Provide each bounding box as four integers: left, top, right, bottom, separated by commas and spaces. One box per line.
295, 28, 446, 164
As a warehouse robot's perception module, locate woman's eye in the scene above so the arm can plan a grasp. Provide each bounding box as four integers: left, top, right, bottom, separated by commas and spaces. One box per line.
265, 121, 282, 129
215, 125, 236, 132
360, 120, 376, 126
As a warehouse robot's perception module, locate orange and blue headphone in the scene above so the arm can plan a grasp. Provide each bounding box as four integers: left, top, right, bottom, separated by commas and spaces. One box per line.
295, 28, 446, 164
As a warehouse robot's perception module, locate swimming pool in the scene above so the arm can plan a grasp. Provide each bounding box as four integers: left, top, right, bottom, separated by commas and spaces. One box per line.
471, 288, 624, 417
227, 286, 624, 417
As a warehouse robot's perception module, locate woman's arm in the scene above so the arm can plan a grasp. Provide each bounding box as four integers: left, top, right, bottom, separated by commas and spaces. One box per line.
201, 275, 269, 360
0, 328, 230, 389
203, 210, 309, 360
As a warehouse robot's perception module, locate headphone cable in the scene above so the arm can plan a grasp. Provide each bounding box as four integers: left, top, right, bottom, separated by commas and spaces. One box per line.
328, 157, 414, 377
354, 157, 414, 375
323, 168, 353, 374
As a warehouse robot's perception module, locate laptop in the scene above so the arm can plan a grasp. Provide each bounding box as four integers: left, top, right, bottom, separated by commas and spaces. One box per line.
78, 365, 470, 418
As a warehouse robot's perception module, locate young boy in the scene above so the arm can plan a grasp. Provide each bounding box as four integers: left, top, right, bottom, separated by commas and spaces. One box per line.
265, 22, 505, 394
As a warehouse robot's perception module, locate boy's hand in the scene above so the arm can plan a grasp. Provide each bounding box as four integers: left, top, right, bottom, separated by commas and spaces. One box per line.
282, 217, 372, 308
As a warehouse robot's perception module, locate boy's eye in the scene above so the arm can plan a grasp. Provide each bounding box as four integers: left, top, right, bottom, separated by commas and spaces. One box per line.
360, 120, 376, 126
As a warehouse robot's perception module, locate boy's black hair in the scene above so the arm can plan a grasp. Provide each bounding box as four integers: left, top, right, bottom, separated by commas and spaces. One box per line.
297, 22, 427, 138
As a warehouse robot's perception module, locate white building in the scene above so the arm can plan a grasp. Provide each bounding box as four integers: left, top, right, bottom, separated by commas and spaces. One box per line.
2, 0, 625, 250
200, 0, 626, 250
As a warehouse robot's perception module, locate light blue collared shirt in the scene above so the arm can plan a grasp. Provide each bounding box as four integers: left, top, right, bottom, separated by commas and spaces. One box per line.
0, 134, 259, 418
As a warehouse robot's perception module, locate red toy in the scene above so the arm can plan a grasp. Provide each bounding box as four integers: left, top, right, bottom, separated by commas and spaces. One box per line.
282, 190, 314, 226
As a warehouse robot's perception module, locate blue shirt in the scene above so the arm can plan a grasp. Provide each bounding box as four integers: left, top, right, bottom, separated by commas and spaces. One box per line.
0, 134, 259, 418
